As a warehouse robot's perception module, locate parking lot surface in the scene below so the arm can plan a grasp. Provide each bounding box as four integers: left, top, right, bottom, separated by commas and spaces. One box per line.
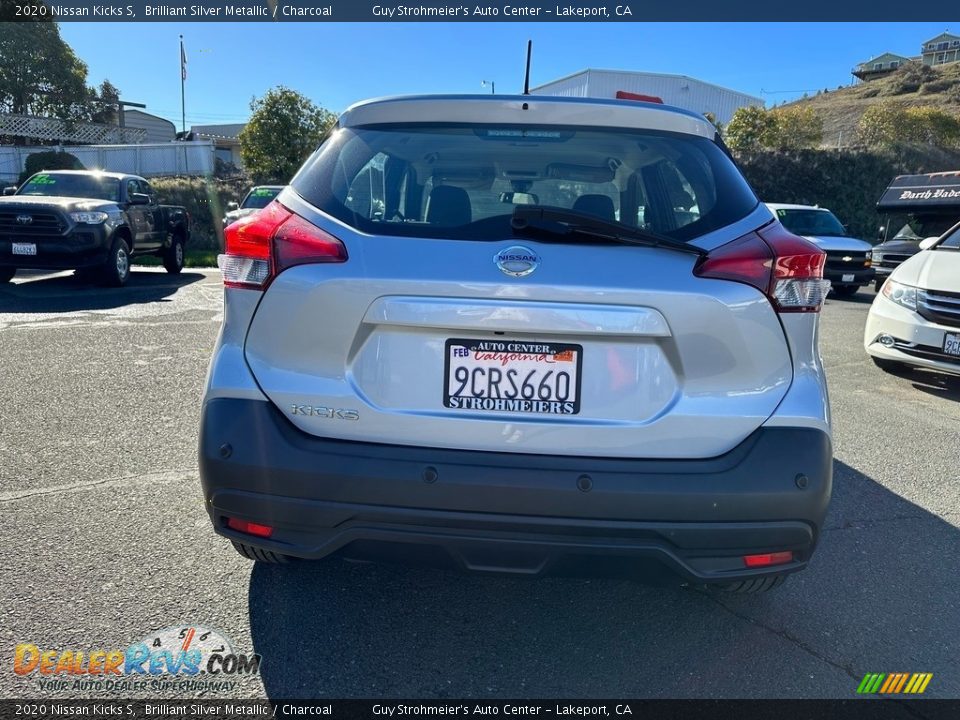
1, 269, 958, 699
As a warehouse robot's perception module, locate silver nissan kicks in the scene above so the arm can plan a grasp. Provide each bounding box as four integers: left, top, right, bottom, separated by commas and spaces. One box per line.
200, 95, 833, 592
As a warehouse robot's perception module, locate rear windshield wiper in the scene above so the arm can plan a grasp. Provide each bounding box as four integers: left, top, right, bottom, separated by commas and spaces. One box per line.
511, 205, 705, 257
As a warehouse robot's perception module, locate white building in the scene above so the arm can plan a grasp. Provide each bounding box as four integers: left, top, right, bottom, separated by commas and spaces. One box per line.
123, 109, 177, 143
531, 69, 763, 126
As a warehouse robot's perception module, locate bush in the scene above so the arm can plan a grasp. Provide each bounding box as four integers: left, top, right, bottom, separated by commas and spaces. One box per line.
726, 105, 823, 151
735, 146, 960, 241
149, 176, 251, 251
18, 150, 84, 185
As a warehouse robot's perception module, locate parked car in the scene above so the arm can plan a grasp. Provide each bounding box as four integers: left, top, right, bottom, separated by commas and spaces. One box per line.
0, 170, 190, 286
199, 94, 833, 593
865, 219, 960, 376
222, 185, 284, 228
872, 172, 960, 292
765, 203, 874, 297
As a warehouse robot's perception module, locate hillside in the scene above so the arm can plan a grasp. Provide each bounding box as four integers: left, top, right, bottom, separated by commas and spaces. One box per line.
784, 62, 960, 148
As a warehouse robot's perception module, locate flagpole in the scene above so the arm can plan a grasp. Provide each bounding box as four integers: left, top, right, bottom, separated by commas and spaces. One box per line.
179, 34, 186, 137
180, 34, 187, 174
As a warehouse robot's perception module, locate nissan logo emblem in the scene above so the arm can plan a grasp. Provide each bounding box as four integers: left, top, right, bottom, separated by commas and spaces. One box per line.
495, 245, 540, 277
15, 214, 33, 225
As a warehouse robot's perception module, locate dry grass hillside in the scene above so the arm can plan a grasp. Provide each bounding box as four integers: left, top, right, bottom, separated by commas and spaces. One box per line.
784, 62, 960, 147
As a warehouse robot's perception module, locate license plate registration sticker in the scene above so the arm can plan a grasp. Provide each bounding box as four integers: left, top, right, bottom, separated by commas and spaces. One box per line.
444, 339, 582, 415
944, 333, 960, 357
12, 242, 36, 256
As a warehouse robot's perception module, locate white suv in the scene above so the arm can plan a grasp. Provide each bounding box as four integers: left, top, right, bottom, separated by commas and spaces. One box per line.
865, 220, 960, 375
200, 94, 833, 593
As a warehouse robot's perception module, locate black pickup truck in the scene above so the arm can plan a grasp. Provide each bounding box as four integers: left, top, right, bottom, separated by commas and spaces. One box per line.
0, 170, 190, 286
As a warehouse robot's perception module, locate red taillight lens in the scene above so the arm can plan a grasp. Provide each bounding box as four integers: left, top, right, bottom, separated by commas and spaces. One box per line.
220, 200, 347, 289
743, 551, 794, 568
226, 517, 274, 538
694, 221, 828, 313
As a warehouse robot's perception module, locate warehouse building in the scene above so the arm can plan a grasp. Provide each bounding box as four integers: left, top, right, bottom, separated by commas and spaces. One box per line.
531, 69, 763, 126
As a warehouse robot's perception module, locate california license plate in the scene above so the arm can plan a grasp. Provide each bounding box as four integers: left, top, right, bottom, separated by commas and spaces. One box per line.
12, 242, 36, 256
444, 339, 582, 415
842, 273, 855, 282
944, 333, 960, 357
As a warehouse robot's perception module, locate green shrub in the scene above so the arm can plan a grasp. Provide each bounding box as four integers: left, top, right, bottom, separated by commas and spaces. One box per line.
735, 146, 960, 241
149, 176, 251, 251
18, 150, 84, 185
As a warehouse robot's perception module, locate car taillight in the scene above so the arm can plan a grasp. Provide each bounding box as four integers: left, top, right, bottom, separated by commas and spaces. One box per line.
219, 200, 347, 289
694, 221, 829, 313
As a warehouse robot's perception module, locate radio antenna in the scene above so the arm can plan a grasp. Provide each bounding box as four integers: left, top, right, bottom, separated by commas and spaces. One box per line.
523, 40, 532, 95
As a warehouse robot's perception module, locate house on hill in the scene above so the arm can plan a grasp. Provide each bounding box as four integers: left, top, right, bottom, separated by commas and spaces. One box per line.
921, 32, 960, 67
852, 53, 911, 82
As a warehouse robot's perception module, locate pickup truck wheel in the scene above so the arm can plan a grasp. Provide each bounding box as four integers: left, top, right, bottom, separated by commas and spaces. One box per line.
163, 235, 185, 275
0, 267, 15, 283
101, 237, 131, 287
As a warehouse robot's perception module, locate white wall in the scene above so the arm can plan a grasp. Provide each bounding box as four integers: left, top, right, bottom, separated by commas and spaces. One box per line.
532, 70, 764, 126
0, 142, 215, 184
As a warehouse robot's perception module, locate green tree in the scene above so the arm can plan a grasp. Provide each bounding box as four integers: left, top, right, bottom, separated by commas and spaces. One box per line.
90, 80, 121, 125
239, 87, 336, 184
725, 106, 777, 151
768, 106, 824, 150
0, 17, 92, 121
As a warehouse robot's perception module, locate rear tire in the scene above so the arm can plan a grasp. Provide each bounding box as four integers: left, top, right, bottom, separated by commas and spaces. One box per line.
231, 540, 290, 564
832, 285, 859, 298
163, 234, 185, 275
0, 267, 15, 283
100, 236, 131, 287
717, 574, 787, 594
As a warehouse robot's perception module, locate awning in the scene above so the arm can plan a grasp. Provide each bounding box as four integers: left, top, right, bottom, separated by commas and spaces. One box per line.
877, 172, 960, 211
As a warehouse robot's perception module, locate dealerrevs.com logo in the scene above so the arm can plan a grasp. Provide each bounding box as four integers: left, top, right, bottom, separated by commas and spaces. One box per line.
14, 625, 261, 693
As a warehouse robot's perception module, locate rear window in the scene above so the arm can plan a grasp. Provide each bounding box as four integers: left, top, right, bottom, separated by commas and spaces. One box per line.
291, 123, 758, 242
242, 187, 281, 209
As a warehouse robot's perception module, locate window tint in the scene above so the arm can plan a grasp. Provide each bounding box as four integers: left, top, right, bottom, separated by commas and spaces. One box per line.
775, 209, 846, 237
292, 123, 757, 242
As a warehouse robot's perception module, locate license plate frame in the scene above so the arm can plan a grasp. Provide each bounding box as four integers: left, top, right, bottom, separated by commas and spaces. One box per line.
12, 242, 36, 256
944, 332, 960, 357
443, 338, 583, 415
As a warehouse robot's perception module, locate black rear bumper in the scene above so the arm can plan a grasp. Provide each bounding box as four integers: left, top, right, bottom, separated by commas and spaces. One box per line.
199, 398, 833, 583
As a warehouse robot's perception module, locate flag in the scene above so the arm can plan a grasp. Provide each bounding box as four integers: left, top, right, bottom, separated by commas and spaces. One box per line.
180, 38, 187, 81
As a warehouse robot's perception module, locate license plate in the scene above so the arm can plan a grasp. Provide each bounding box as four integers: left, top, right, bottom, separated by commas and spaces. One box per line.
842, 273, 855, 282
944, 333, 960, 357
12, 242, 36, 256
444, 339, 582, 415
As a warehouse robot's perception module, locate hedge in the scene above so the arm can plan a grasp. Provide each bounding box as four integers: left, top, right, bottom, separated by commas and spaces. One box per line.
734, 145, 960, 241
149, 176, 250, 251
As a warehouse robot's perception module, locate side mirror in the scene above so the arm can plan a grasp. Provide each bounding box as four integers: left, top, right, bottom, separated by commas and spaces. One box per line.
2, 186, 17, 196
129, 192, 150, 205
876, 226, 885, 241
227, 201, 239, 210
919, 237, 939, 250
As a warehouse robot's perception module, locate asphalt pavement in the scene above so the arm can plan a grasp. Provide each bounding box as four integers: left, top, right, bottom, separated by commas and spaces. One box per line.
1, 268, 958, 700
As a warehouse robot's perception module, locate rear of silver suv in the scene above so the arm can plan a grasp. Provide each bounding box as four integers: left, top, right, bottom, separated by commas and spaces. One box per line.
200, 95, 833, 592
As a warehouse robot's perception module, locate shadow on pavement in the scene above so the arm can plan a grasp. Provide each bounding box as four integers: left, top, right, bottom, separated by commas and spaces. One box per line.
247, 460, 959, 698
0, 270, 203, 313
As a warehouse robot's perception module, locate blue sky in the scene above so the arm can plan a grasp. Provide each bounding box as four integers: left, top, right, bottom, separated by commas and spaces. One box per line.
60, 22, 960, 131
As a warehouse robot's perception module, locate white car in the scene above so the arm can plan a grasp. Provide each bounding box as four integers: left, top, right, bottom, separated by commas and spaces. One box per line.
865, 221, 960, 376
